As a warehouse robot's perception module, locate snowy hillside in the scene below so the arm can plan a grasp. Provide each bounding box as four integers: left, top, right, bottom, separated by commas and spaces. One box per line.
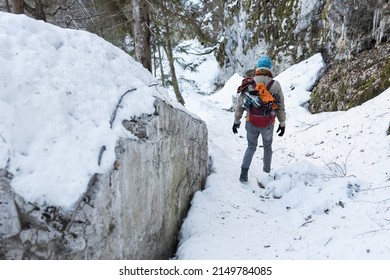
0, 13, 170, 209
175, 53, 390, 259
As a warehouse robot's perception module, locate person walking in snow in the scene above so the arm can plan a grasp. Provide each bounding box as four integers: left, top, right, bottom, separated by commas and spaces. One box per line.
232, 55, 286, 182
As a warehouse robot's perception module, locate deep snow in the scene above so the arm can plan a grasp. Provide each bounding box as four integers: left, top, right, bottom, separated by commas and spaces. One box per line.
1, 12, 390, 260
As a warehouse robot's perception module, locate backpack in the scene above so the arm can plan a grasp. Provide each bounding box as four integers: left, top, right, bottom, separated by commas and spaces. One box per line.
243, 80, 277, 128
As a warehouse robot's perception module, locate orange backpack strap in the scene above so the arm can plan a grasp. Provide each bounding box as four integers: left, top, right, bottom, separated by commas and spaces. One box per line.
267, 80, 278, 110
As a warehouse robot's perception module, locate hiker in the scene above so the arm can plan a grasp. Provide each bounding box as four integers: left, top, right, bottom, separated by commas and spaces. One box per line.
232, 55, 286, 181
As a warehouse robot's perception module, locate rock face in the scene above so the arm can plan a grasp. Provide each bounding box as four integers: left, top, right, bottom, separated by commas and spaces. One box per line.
0, 171, 20, 240
216, 0, 390, 79
215, 0, 390, 113
0, 98, 208, 260
309, 42, 390, 112
326, 0, 390, 58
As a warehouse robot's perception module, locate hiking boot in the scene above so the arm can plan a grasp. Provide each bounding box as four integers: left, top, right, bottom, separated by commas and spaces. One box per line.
239, 167, 248, 182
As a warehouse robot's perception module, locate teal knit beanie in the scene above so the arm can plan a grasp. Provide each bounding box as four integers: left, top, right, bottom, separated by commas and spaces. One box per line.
257, 55, 272, 69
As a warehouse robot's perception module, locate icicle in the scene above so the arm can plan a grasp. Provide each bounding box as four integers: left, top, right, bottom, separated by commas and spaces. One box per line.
372, 9, 383, 44
373, 9, 382, 32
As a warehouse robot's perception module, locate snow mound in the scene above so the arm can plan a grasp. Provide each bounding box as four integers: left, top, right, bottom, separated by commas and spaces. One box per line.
0, 13, 167, 209
261, 161, 362, 215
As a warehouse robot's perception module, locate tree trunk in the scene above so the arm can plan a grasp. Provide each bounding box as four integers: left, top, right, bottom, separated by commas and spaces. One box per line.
5, 0, 11, 12
157, 45, 166, 87
24, 0, 47, 21
163, 20, 185, 106
13, 0, 24, 14
132, 0, 152, 72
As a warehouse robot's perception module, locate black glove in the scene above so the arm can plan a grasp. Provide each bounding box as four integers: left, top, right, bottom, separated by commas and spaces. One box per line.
232, 123, 240, 134
276, 125, 285, 137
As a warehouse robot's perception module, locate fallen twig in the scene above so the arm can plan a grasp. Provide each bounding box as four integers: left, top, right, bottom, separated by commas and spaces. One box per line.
97, 145, 106, 166
299, 220, 313, 228
252, 207, 266, 214
354, 228, 390, 238
110, 88, 137, 128
324, 237, 332, 246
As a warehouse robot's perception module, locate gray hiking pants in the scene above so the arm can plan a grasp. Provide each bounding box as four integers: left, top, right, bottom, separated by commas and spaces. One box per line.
241, 121, 274, 173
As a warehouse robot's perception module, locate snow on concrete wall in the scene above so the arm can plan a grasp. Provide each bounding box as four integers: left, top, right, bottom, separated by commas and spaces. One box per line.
0, 98, 208, 260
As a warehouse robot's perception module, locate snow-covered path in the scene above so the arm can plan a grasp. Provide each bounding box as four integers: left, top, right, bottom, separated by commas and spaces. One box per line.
175, 54, 390, 259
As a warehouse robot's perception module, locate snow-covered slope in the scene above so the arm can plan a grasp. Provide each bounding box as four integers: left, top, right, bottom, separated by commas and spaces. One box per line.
176, 52, 390, 259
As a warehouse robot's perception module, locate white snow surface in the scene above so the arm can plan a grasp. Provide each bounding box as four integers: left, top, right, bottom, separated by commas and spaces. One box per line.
0, 13, 171, 209
1, 12, 390, 260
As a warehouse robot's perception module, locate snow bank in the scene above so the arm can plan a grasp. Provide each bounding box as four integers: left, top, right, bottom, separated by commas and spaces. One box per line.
0, 13, 166, 209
